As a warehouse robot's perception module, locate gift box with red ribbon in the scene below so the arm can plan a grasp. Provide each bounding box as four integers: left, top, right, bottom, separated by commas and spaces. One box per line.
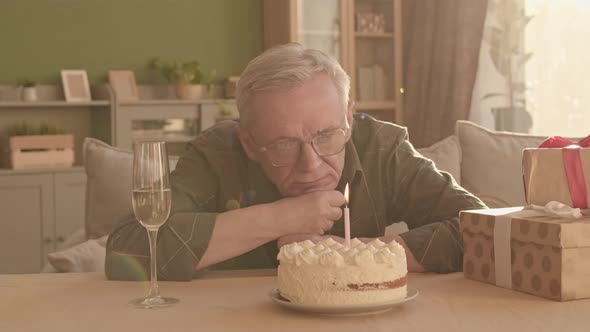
523, 135, 590, 209
460, 207, 590, 301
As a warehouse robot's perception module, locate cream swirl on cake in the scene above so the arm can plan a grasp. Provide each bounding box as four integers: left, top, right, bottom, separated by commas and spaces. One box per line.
277, 238, 408, 305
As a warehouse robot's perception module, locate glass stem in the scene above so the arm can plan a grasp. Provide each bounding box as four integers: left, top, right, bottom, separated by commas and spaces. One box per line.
147, 228, 161, 299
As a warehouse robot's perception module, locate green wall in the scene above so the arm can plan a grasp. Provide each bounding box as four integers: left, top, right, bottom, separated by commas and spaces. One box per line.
0, 0, 262, 85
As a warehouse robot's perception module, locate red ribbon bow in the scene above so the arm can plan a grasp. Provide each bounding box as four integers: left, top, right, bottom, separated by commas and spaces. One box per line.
538, 135, 590, 209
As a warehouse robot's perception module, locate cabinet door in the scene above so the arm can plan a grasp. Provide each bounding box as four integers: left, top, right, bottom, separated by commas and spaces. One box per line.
296, 0, 348, 64
54, 171, 87, 249
115, 104, 200, 150
0, 174, 53, 273
350, 0, 403, 122
264, 0, 351, 71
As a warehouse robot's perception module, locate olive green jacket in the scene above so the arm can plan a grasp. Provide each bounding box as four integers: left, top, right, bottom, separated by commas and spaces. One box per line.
106, 114, 486, 281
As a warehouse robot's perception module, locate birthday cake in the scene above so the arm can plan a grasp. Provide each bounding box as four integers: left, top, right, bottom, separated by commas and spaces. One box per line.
277, 238, 407, 305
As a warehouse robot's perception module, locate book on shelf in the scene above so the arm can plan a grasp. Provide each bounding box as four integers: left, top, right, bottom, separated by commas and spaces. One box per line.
374, 65, 385, 101
357, 64, 386, 101
358, 66, 375, 101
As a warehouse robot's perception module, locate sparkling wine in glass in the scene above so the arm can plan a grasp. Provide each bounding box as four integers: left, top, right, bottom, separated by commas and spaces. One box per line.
129, 141, 179, 308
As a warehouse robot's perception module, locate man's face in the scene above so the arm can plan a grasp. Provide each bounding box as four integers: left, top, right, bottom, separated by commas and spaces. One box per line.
238, 73, 352, 197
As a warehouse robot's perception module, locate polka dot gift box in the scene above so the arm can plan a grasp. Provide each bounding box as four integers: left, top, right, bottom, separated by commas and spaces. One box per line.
460, 207, 590, 301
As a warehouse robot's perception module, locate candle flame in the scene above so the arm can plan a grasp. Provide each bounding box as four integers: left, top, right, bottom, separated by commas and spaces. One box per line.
344, 183, 349, 205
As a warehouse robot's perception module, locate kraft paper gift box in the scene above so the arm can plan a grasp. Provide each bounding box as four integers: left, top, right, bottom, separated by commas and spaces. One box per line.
523, 135, 590, 209
460, 207, 590, 301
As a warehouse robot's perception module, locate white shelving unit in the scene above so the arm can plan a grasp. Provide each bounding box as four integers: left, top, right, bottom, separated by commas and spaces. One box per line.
0, 101, 110, 108
0, 83, 237, 274
111, 85, 237, 151
0, 84, 238, 161
0, 85, 113, 167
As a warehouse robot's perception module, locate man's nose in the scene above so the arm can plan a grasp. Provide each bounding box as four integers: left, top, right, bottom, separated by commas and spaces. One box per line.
297, 142, 322, 170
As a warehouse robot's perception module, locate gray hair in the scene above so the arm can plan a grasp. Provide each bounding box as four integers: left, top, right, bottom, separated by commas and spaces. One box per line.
236, 43, 350, 127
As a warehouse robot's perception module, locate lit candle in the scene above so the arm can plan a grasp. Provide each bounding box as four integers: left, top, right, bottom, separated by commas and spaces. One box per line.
344, 183, 351, 248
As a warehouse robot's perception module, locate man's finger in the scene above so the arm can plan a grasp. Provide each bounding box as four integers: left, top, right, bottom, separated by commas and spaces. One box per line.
328, 207, 343, 220
326, 190, 346, 206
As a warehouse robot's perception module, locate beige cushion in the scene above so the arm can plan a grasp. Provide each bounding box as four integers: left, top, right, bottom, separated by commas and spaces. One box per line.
456, 121, 548, 207
47, 236, 108, 273
417, 135, 462, 185
83, 138, 178, 239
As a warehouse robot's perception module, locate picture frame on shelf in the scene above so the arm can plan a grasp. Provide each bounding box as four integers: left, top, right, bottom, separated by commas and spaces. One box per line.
61, 70, 91, 102
108, 70, 139, 101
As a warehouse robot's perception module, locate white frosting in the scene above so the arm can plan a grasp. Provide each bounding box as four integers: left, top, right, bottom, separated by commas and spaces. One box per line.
350, 238, 363, 246
312, 244, 326, 253
322, 237, 338, 247
277, 238, 408, 305
294, 248, 318, 266
300, 240, 315, 249
366, 244, 378, 253
354, 248, 375, 266
277, 238, 406, 268
368, 238, 386, 248
330, 242, 343, 251
318, 251, 345, 267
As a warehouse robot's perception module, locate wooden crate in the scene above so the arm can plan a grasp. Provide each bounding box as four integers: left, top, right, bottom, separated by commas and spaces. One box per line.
8, 135, 74, 169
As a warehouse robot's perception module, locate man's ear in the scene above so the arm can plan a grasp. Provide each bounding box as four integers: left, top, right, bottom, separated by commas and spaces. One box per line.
346, 100, 354, 128
235, 125, 258, 161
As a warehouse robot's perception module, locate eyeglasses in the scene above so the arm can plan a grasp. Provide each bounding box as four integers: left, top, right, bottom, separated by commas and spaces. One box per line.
251, 127, 351, 167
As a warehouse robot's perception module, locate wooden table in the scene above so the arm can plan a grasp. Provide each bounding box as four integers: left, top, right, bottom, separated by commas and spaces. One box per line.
1, 270, 588, 332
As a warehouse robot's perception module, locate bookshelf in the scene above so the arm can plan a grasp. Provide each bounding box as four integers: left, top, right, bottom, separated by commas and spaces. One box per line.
263, 0, 403, 123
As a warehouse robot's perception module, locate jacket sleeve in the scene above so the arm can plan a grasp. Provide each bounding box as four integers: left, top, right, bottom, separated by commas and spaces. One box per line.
389, 133, 487, 273
105, 143, 220, 281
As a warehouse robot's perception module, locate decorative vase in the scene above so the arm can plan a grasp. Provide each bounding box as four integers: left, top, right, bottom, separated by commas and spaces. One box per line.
175, 82, 203, 100
491, 107, 533, 133
22, 87, 38, 102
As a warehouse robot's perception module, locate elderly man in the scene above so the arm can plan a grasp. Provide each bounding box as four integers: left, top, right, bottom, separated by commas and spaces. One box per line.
106, 43, 486, 281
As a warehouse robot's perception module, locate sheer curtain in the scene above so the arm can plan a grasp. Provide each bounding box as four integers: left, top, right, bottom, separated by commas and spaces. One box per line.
525, 0, 590, 137
470, 0, 590, 137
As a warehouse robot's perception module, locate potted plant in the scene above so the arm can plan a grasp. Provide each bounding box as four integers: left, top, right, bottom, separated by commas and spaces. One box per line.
482, 0, 534, 133
20, 79, 38, 102
149, 58, 204, 100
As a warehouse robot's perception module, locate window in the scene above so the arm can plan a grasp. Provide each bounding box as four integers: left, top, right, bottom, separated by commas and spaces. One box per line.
471, 0, 589, 137
524, 0, 590, 137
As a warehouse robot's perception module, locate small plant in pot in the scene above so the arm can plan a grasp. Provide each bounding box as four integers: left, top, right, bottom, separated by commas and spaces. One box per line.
149, 58, 204, 100
19, 79, 38, 102
9, 121, 66, 136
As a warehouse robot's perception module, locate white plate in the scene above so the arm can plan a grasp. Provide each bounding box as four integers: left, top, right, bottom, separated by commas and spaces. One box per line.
269, 287, 419, 316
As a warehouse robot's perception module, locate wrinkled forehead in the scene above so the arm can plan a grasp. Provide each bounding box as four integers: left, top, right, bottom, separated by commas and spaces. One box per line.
248, 81, 347, 142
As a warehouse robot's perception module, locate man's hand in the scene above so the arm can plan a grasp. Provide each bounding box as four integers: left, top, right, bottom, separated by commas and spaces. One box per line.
271, 190, 345, 238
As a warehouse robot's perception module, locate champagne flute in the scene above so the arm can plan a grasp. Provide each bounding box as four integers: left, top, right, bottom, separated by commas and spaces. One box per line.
129, 141, 179, 308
